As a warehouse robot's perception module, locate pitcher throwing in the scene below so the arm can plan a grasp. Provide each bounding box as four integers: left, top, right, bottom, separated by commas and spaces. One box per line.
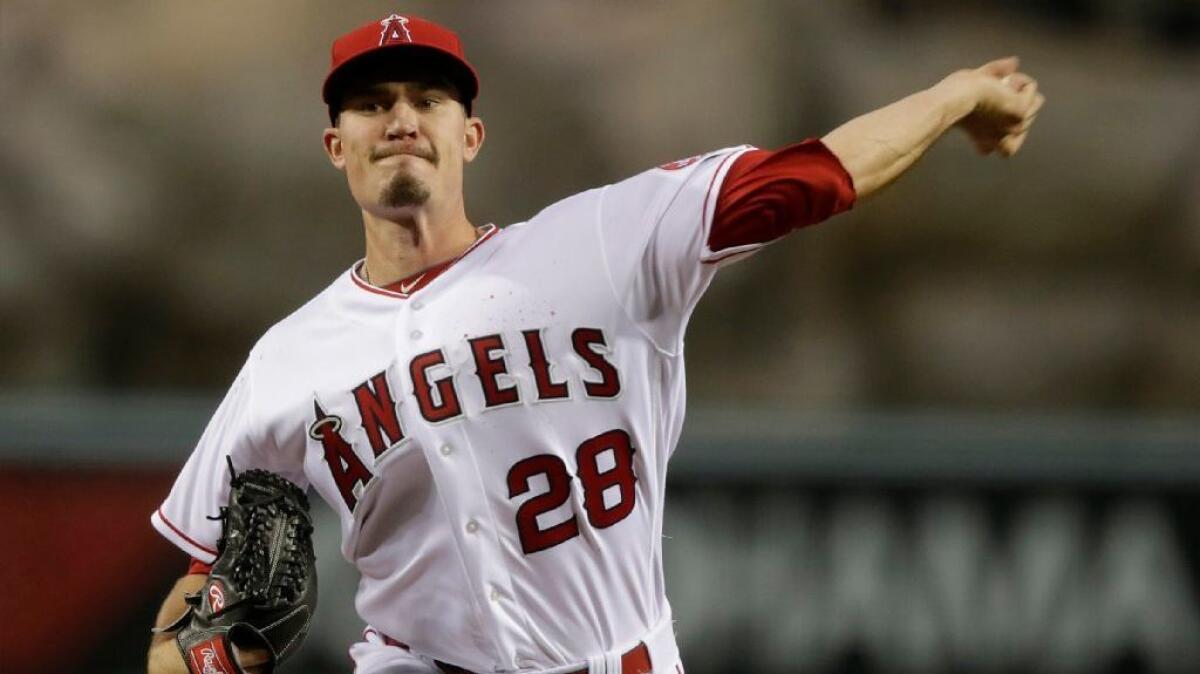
148, 12, 1043, 674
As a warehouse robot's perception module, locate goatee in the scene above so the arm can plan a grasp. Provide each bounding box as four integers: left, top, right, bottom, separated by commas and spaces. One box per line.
381, 174, 431, 208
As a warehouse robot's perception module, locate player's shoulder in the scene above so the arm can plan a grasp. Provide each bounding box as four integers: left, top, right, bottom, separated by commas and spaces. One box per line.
245, 270, 350, 361
511, 145, 752, 226
493, 185, 607, 247
650, 145, 752, 173
636, 145, 753, 183
602, 144, 754, 204
271, 272, 344, 327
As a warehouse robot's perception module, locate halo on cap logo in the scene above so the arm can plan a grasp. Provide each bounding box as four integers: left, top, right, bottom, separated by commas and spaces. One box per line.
379, 14, 412, 46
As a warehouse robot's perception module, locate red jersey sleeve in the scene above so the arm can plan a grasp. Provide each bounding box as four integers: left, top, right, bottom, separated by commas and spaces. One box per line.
708, 139, 856, 253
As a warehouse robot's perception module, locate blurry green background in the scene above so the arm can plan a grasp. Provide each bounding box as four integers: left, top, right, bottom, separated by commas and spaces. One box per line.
1, 1, 1197, 672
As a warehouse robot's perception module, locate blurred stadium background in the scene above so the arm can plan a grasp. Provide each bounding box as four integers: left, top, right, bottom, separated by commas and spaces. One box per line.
1, 1, 1197, 672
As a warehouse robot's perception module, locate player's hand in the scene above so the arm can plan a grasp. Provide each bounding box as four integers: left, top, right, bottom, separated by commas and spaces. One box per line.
232, 643, 272, 674
941, 57, 1045, 157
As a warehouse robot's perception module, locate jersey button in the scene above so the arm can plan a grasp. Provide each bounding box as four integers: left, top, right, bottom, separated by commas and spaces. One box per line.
410, 329, 423, 340
412, 300, 424, 310
465, 519, 480, 534
489, 587, 501, 602
439, 444, 453, 457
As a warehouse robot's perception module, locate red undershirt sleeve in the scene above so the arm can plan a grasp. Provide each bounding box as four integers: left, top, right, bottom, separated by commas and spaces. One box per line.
188, 557, 214, 575
708, 139, 857, 253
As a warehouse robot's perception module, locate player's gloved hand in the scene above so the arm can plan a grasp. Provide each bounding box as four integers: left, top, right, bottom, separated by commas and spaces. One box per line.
941, 56, 1046, 157
157, 461, 318, 674
233, 643, 273, 674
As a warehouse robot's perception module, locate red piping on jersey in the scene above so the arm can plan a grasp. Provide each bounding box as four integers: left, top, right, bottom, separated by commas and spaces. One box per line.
703, 139, 856, 262
156, 507, 218, 556
699, 151, 741, 257
350, 224, 499, 299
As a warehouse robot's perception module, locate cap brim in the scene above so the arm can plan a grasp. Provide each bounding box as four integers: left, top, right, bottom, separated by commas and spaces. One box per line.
322, 44, 479, 108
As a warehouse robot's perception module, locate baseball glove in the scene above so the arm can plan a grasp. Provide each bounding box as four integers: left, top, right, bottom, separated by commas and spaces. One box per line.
163, 459, 317, 673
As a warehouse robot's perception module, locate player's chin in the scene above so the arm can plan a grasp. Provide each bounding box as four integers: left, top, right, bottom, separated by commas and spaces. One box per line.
377, 173, 432, 210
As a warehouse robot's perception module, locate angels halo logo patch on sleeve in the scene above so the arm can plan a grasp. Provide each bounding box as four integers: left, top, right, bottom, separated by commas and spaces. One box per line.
658, 155, 702, 171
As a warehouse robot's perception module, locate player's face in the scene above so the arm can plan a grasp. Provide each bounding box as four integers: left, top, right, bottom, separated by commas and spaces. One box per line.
322, 75, 483, 218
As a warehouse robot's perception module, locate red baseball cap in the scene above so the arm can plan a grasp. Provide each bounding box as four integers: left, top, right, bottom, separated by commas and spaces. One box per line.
322, 13, 479, 112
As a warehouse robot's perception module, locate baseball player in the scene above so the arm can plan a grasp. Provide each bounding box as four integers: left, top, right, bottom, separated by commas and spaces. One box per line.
147, 12, 1043, 674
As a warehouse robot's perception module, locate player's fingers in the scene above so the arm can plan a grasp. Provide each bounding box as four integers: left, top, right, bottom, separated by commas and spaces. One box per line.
994, 78, 1039, 121
1005, 94, 1044, 134
1006, 113, 1038, 136
1027, 92, 1046, 118
1002, 72, 1034, 92
979, 56, 1020, 78
1018, 78, 1039, 104
998, 132, 1027, 157
233, 645, 272, 668
1005, 103, 1044, 136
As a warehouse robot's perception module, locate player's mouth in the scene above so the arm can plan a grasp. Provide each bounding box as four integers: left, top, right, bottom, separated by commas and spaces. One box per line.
371, 146, 436, 165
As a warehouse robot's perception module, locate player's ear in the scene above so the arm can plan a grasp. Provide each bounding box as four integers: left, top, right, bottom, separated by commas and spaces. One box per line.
463, 115, 484, 164
323, 127, 347, 170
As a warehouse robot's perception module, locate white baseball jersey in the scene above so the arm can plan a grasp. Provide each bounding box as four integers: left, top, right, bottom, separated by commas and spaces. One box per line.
153, 145, 767, 674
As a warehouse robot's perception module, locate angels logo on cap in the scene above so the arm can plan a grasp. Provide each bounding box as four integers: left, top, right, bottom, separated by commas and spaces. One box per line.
322, 13, 480, 108
379, 14, 412, 45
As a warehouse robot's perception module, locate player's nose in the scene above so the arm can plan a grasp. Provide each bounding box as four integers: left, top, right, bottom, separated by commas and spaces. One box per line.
384, 102, 419, 139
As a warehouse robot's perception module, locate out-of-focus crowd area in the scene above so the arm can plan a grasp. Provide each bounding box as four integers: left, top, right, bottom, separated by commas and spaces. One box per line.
3, 0, 1197, 410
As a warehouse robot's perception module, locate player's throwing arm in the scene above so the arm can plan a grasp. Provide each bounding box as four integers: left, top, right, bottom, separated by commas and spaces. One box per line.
822, 56, 1044, 198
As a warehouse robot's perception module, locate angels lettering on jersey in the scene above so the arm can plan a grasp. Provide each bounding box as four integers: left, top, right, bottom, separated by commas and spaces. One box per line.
309, 327, 621, 512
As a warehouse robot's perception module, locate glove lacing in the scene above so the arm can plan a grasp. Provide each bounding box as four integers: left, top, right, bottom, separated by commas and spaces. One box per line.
209, 458, 315, 609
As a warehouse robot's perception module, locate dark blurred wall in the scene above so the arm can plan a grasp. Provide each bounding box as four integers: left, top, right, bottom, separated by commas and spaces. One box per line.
7, 414, 1199, 674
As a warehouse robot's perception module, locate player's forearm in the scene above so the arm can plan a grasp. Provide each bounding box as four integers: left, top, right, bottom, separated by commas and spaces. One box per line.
148, 636, 188, 674
821, 77, 977, 200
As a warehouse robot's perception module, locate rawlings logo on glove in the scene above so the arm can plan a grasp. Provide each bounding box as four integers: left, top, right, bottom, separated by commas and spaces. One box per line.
189, 638, 237, 674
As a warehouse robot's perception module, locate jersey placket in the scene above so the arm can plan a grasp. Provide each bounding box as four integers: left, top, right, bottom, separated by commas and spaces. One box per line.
397, 295, 531, 671
453, 429, 546, 670
424, 429, 519, 669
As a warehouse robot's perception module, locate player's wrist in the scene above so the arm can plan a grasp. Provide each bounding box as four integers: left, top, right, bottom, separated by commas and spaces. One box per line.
931, 70, 986, 127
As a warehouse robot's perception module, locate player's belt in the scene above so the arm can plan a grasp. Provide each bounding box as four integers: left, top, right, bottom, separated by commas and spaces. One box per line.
379, 633, 653, 674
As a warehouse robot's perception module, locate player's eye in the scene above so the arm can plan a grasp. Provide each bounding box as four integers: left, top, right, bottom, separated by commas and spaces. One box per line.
347, 98, 388, 113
